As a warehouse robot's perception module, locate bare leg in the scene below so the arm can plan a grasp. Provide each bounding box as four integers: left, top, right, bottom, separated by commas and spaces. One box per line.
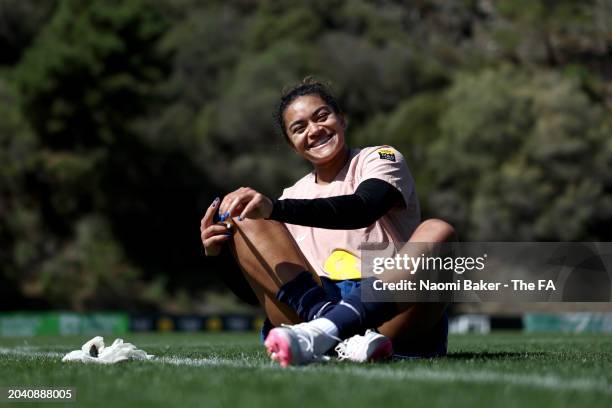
377, 219, 456, 344
228, 218, 318, 326
228, 216, 455, 343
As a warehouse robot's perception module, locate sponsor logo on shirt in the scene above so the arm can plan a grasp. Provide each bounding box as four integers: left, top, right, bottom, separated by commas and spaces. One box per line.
377, 148, 396, 162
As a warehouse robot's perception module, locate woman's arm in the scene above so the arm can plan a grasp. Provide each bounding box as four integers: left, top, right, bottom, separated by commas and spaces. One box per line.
269, 178, 403, 229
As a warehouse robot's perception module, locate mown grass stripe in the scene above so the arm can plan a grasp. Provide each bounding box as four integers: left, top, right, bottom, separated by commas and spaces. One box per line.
2, 346, 611, 395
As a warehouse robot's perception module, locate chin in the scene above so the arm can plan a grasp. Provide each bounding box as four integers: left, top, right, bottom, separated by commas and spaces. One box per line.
309, 146, 343, 165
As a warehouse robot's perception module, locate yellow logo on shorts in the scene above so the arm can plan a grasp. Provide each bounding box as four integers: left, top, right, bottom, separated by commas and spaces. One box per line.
324, 249, 361, 280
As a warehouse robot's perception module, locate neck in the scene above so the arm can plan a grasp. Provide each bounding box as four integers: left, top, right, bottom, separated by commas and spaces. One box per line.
314, 146, 350, 184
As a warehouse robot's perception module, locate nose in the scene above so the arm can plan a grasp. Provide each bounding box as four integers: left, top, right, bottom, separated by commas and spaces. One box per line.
307, 122, 325, 139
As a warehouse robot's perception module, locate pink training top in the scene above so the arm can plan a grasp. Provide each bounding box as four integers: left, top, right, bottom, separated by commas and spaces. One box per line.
279, 146, 421, 279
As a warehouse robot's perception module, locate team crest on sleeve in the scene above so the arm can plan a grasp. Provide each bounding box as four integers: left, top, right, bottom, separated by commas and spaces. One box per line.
377, 148, 396, 162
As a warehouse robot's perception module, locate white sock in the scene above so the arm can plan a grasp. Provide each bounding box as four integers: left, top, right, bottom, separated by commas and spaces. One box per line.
308, 318, 340, 354
310, 317, 339, 337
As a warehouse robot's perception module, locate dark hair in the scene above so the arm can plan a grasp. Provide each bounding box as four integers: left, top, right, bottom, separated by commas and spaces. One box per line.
276, 77, 343, 143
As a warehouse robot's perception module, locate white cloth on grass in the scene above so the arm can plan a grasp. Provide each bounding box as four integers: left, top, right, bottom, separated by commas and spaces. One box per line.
62, 336, 154, 364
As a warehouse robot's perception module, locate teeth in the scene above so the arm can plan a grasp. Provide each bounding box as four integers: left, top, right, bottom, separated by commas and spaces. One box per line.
310, 135, 332, 148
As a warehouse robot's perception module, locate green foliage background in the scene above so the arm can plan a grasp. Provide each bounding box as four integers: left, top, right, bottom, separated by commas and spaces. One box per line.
1, 0, 610, 311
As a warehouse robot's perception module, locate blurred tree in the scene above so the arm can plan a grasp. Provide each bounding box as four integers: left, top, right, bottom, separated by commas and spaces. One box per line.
352, 91, 447, 217
7, 0, 176, 310
0, 79, 41, 308
428, 66, 612, 241
160, 4, 247, 107
493, 0, 606, 66
472, 0, 612, 105
0, 0, 57, 66
192, 40, 312, 196
313, 33, 448, 124
1, 0, 611, 311
247, 1, 323, 52
16, 0, 169, 149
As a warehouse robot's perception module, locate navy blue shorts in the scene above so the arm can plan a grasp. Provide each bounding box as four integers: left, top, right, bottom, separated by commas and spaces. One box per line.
261, 277, 448, 358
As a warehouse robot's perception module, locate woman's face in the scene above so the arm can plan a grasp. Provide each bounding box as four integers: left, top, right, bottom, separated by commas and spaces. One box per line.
283, 94, 346, 166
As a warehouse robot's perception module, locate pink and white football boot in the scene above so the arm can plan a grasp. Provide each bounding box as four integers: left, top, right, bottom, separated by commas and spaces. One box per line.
264, 322, 339, 367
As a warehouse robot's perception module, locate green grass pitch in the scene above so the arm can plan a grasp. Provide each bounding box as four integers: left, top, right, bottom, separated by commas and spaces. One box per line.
0, 332, 611, 407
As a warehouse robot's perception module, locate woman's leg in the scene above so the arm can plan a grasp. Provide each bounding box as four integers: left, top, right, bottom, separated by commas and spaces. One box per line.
377, 219, 456, 350
228, 218, 318, 326
227, 216, 455, 348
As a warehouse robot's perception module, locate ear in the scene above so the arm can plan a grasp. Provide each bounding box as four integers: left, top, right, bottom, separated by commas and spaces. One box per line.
340, 114, 348, 129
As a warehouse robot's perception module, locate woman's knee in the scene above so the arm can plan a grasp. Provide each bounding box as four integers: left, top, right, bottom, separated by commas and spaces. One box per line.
232, 217, 276, 235
229, 217, 309, 283
231, 218, 295, 245
415, 218, 456, 242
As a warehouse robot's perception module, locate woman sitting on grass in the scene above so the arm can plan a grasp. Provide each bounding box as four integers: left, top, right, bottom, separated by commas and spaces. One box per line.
200, 78, 454, 367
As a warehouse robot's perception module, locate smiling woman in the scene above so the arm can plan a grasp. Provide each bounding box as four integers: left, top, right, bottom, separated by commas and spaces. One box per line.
279, 83, 348, 174
199, 77, 455, 367
284, 94, 347, 168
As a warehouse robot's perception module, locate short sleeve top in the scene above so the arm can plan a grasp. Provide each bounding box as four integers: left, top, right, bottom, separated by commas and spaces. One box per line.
279, 146, 421, 279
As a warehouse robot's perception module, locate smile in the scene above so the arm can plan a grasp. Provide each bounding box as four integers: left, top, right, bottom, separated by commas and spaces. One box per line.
308, 134, 334, 149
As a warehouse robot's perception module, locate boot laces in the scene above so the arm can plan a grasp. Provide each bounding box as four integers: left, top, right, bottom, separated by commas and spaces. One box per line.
335, 330, 375, 361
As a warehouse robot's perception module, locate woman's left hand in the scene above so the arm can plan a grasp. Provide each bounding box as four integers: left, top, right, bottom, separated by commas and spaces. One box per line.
218, 187, 274, 221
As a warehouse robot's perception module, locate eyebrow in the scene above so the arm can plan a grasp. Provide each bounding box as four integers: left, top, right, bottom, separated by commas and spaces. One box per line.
288, 105, 330, 131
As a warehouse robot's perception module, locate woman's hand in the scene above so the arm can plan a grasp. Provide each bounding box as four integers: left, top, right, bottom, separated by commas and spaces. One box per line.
218, 187, 273, 221
200, 197, 232, 256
